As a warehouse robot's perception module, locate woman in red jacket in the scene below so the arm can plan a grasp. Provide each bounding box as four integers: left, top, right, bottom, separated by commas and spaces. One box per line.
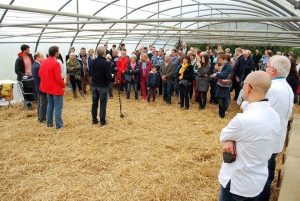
116, 50, 130, 93
139, 53, 151, 100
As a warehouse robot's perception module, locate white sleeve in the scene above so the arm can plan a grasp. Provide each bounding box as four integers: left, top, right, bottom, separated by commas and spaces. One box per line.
220, 114, 243, 143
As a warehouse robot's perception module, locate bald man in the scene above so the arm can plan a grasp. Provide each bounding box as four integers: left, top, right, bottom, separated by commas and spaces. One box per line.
218, 71, 281, 201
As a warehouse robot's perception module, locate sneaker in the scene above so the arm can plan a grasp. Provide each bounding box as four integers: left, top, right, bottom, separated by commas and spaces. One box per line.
100, 124, 106, 128
47, 124, 53, 127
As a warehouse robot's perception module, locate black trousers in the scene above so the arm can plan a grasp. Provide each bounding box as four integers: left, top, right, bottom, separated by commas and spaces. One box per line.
69, 75, 82, 91
179, 84, 190, 109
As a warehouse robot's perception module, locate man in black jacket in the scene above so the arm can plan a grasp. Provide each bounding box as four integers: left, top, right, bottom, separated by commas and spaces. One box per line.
232, 49, 246, 100
253, 49, 262, 71
15, 44, 34, 81
89, 46, 112, 127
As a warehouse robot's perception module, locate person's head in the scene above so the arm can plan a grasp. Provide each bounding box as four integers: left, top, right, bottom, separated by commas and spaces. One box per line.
235, 47, 242, 57
199, 52, 209, 66
183, 55, 191, 65
165, 53, 171, 63
34, 52, 44, 63
266, 50, 273, 57
158, 48, 164, 57
189, 53, 196, 61
96, 46, 106, 57
104, 44, 108, 50
120, 43, 125, 50
112, 49, 118, 57
68, 46, 75, 54
217, 50, 224, 57
120, 50, 127, 58
80, 47, 86, 56
151, 64, 157, 72
131, 54, 137, 62
182, 42, 186, 48
190, 47, 195, 54
255, 49, 260, 54
242, 50, 249, 59
151, 46, 156, 54
206, 45, 211, 51
138, 46, 143, 52
88, 48, 94, 56
112, 44, 117, 49
21, 44, 30, 55
69, 52, 76, 60
217, 54, 229, 66
266, 55, 291, 79
242, 71, 272, 103
276, 51, 282, 55
140, 52, 149, 62
172, 49, 178, 57
48, 46, 59, 58
225, 48, 231, 54
186, 51, 191, 57
105, 54, 112, 61
178, 50, 184, 57
288, 51, 297, 60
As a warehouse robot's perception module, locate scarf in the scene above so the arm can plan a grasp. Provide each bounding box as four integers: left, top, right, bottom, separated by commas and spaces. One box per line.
69, 59, 77, 67
179, 63, 189, 76
131, 61, 136, 70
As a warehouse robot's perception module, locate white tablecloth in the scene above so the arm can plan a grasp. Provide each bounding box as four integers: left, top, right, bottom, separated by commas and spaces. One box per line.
0, 80, 24, 106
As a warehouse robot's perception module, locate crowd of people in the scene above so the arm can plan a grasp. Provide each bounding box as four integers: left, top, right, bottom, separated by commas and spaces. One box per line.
14, 42, 298, 200
15, 43, 300, 125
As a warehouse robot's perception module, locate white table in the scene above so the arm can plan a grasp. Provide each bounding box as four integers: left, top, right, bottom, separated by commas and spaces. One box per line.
0, 80, 24, 106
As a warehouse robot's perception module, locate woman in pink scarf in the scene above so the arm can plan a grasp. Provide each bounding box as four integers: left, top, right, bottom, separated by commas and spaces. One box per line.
139, 53, 151, 100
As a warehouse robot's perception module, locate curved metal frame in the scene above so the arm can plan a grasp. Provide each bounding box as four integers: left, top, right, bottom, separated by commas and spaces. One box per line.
35, 0, 72, 52
109, 1, 298, 49
0, 0, 300, 48
132, 3, 292, 49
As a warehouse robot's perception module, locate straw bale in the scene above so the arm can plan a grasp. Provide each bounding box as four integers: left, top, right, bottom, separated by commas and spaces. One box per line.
0, 90, 299, 201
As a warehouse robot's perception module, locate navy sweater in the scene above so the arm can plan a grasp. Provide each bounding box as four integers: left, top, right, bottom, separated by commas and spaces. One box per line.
89, 57, 111, 87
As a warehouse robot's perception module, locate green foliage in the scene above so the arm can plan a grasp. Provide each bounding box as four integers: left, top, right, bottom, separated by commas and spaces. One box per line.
188, 43, 300, 57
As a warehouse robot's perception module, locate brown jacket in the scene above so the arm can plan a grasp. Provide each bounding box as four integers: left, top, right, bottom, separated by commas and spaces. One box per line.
160, 62, 176, 84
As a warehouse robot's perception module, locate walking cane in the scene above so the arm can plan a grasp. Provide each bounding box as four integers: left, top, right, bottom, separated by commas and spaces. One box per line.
118, 79, 125, 118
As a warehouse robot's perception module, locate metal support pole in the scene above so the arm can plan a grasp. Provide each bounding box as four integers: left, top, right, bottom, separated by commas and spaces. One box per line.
126, 0, 128, 35
76, 0, 79, 31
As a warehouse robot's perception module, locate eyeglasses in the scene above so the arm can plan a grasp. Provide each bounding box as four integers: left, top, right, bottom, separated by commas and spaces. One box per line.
243, 82, 253, 89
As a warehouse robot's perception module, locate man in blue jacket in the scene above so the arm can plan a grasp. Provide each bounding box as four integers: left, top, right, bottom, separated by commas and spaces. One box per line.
31, 52, 46, 123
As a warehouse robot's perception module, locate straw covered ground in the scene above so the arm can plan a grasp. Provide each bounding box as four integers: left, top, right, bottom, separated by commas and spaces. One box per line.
0, 89, 299, 201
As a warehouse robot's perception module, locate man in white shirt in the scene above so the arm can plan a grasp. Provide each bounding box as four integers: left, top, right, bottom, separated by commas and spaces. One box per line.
218, 71, 281, 201
258, 55, 294, 201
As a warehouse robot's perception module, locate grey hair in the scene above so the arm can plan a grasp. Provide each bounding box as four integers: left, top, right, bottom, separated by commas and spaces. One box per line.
97, 46, 106, 57
269, 55, 291, 78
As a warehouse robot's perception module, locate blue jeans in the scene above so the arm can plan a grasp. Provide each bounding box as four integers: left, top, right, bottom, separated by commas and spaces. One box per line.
92, 86, 108, 125
219, 97, 229, 118
126, 81, 138, 99
257, 153, 277, 201
162, 82, 173, 103
220, 181, 258, 201
47, 94, 63, 128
